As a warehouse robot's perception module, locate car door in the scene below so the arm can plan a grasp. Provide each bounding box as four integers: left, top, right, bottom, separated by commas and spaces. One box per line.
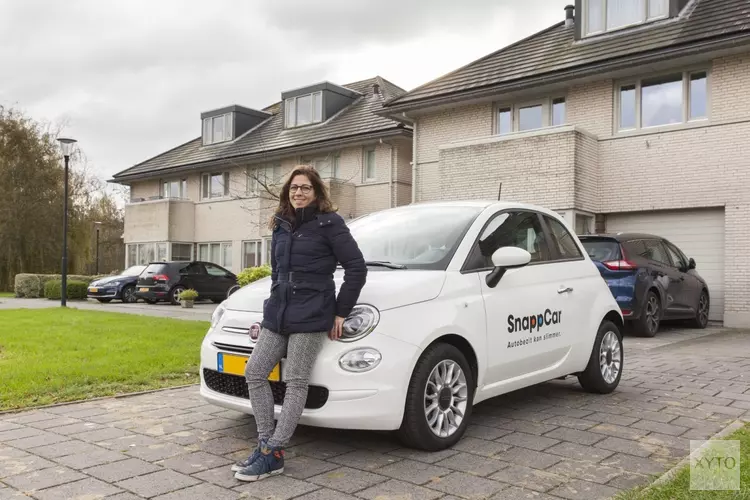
662, 239, 701, 316
182, 262, 210, 294
204, 263, 235, 298
642, 239, 688, 316
463, 209, 572, 385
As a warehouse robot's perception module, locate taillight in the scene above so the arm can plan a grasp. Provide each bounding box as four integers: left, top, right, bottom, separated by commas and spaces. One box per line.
602, 260, 637, 271
153, 274, 170, 282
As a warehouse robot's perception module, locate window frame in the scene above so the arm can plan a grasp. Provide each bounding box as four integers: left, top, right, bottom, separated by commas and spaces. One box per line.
542, 214, 586, 263
125, 241, 169, 267
202, 113, 233, 145
197, 241, 232, 268
363, 148, 376, 182
162, 178, 188, 199
247, 163, 282, 196
201, 171, 230, 200
494, 96, 567, 135
285, 91, 323, 128
242, 240, 263, 269
582, 0, 670, 37
615, 68, 710, 133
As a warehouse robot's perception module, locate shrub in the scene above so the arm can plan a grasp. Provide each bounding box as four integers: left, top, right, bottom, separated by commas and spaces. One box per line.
179, 288, 199, 301
15, 273, 105, 298
237, 265, 272, 287
44, 280, 88, 300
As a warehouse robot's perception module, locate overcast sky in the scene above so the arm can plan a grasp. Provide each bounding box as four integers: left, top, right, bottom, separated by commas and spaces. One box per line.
0, 0, 565, 191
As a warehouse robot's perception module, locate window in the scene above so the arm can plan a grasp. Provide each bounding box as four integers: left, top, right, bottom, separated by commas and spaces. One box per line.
248, 164, 282, 195
171, 243, 192, 261
243, 240, 262, 268
206, 263, 229, 277
285, 91, 323, 128
201, 172, 229, 199
584, 0, 669, 36
495, 97, 565, 135
467, 211, 551, 270
202, 113, 233, 145
264, 237, 273, 267
302, 154, 340, 179
575, 213, 594, 235
626, 238, 670, 265
663, 241, 687, 269
364, 149, 376, 181
197, 242, 232, 268
125, 242, 168, 267
162, 179, 188, 199
617, 70, 708, 131
545, 216, 584, 260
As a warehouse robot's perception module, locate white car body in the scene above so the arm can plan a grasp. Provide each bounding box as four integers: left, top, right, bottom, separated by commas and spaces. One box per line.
199, 200, 624, 450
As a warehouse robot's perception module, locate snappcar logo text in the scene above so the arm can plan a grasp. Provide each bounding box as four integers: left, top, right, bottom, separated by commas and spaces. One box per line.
508, 308, 562, 334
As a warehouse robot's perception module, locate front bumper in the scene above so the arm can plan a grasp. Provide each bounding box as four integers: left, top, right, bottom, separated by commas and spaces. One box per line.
87, 286, 119, 299
198, 311, 421, 431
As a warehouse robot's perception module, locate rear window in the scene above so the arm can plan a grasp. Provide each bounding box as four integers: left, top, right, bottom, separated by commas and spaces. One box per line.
581, 239, 621, 262
143, 263, 168, 274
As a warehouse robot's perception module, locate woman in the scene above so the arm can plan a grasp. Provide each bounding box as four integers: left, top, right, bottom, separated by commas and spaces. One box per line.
233, 165, 367, 482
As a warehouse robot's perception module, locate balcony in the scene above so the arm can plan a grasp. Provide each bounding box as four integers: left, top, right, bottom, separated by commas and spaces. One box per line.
124, 197, 195, 243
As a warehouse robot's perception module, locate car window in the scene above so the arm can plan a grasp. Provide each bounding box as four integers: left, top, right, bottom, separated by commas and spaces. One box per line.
581, 239, 621, 262
469, 211, 550, 270
544, 216, 583, 260
643, 239, 671, 266
183, 263, 206, 275
664, 241, 687, 269
205, 264, 227, 276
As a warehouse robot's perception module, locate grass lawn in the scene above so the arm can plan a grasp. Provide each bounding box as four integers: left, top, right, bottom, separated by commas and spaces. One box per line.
616, 422, 750, 499
0, 308, 209, 411
0, 292, 14, 298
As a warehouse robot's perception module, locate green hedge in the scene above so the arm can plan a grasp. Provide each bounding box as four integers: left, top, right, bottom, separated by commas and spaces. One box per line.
237, 265, 272, 287
14, 273, 105, 298
43, 280, 88, 300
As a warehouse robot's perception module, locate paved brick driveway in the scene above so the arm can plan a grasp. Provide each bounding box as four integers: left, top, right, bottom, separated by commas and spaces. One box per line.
1, 325, 749, 500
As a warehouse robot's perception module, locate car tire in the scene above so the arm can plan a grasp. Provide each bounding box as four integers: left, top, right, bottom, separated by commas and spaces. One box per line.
96, 298, 112, 303
577, 319, 623, 394
634, 290, 660, 337
691, 290, 710, 329
227, 284, 240, 298
121, 285, 137, 304
397, 343, 474, 451
169, 286, 185, 305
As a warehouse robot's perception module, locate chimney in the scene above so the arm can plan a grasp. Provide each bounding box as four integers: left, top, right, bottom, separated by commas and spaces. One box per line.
372, 83, 380, 96
564, 5, 575, 27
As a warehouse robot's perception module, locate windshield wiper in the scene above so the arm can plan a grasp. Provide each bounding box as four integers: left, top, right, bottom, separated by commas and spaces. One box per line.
365, 260, 407, 269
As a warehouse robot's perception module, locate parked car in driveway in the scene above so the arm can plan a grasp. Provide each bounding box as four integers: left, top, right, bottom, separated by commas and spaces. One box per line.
579, 233, 710, 337
135, 260, 238, 305
199, 200, 625, 451
87, 265, 146, 303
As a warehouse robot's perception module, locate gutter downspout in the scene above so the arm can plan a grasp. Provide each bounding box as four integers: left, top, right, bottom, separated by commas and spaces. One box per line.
380, 138, 395, 208
411, 118, 417, 204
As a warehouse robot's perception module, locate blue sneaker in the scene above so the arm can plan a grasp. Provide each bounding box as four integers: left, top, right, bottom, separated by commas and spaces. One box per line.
234, 444, 285, 482
231, 438, 267, 472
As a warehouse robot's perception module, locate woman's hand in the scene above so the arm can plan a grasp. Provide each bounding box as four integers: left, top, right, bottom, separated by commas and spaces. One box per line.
329, 316, 345, 340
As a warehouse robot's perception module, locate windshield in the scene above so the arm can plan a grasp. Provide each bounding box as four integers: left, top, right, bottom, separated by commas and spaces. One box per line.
121, 265, 147, 276
581, 239, 621, 262
347, 205, 484, 270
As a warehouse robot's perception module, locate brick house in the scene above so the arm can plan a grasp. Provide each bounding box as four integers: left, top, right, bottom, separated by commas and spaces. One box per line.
380, 0, 750, 327
110, 77, 413, 274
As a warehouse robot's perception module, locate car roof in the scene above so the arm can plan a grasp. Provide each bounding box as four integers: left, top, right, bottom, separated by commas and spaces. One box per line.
398, 200, 566, 217
578, 232, 663, 241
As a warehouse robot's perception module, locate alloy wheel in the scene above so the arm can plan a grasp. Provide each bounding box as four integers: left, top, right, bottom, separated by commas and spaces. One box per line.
122, 287, 136, 303
646, 295, 660, 333
698, 293, 709, 326
599, 331, 622, 384
424, 360, 469, 438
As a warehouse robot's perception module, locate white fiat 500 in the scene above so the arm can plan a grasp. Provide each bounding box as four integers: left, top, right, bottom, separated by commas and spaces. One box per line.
199, 200, 624, 451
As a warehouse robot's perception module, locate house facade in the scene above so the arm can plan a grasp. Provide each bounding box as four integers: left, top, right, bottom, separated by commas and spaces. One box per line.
111, 77, 413, 273
381, 0, 750, 327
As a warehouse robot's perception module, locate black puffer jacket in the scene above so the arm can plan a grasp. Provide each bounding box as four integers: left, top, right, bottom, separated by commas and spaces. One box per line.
261, 205, 367, 334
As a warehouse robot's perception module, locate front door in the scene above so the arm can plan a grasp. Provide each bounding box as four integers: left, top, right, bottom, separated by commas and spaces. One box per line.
464, 210, 573, 385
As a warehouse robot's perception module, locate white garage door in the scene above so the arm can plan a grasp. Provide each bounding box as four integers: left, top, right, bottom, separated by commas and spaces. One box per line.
605, 208, 725, 322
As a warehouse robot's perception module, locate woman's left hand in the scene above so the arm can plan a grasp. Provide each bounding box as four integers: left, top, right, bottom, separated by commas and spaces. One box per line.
329, 316, 345, 340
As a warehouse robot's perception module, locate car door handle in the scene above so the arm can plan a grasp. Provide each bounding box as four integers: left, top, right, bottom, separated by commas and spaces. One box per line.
558, 286, 573, 294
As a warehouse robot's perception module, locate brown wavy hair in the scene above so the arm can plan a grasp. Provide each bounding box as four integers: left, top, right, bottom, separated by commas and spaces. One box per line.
268, 165, 336, 229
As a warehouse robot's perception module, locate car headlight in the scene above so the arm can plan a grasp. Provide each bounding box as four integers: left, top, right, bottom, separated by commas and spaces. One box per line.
211, 303, 226, 329
339, 348, 382, 372
339, 304, 379, 342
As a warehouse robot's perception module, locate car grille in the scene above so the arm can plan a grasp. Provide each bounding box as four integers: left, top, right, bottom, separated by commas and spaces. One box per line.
212, 342, 253, 355
202, 369, 329, 410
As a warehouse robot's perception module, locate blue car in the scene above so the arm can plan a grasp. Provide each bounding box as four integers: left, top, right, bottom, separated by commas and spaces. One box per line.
87, 265, 147, 303
579, 233, 710, 337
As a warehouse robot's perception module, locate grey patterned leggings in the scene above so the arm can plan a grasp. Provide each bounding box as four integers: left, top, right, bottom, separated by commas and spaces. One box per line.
244, 327, 327, 448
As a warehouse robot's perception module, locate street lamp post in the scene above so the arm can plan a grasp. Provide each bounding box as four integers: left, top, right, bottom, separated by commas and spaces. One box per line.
57, 137, 77, 307
94, 221, 102, 274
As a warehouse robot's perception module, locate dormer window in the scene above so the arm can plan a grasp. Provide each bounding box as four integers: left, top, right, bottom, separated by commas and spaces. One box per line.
203, 113, 233, 145
584, 0, 668, 36
285, 91, 323, 128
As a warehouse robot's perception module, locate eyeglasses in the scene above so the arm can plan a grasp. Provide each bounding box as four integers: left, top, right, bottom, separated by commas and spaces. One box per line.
289, 184, 313, 194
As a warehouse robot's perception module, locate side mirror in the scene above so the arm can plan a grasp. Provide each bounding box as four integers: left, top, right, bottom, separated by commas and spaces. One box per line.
486, 247, 531, 288
688, 258, 696, 270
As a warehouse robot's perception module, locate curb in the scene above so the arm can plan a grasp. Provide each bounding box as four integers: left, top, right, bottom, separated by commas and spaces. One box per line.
0, 383, 201, 416
637, 417, 749, 495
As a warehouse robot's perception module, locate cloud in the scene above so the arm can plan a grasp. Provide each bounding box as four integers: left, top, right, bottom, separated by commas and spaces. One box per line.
0, 0, 568, 183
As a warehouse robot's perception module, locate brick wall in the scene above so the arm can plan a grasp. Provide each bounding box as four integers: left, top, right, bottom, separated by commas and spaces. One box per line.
574, 132, 600, 213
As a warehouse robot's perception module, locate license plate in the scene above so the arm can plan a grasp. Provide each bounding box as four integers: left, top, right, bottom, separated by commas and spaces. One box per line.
89, 287, 98, 293
217, 353, 280, 382
139, 287, 149, 292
